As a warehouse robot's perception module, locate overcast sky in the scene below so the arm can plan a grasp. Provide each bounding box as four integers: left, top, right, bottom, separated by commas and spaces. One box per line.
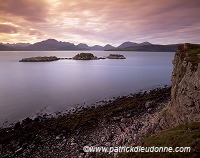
0, 0, 199, 46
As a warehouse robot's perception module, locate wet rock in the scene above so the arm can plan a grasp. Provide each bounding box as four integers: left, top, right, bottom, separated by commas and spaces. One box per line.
145, 101, 154, 108
121, 118, 126, 123
22, 117, 32, 124
113, 117, 120, 121
22, 143, 28, 149
15, 147, 23, 154
126, 114, 131, 117
71, 143, 77, 146
14, 122, 20, 129
79, 153, 85, 158
34, 117, 40, 123
2, 155, 9, 158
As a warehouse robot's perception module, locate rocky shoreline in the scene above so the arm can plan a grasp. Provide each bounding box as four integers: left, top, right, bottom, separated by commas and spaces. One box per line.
0, 87, 171, 158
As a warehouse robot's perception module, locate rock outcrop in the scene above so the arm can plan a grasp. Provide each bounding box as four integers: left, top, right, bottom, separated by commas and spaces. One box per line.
159, 43, 200, 129
107, 54, 126, 59
19, 56, 59, 62
73, 53, 98, 60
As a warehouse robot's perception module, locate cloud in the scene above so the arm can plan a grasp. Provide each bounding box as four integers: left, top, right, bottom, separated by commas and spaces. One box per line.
0, 0, 200, 45
0, 24, 19, 34
28, 30, 43, 36
0, 0, 49, 22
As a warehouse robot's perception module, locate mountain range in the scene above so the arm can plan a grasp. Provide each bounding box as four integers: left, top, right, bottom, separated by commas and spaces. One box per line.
0, 39, 177, 51
108, 44, 177, 52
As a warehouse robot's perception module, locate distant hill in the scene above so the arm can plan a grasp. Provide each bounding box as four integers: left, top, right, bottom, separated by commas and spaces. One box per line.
76, 43, 90, 50
0, 39, 178, 51
0, 44, 17, 51
0, 40, 116, 51
90, 45, 104, 50
138, 42, 152, 46
103, 44, 115, 50
107, 44, 177, 52
117, 41, 152, 48
25, 39, 79, 51
118, 41, 138, 48
90, 44, 115, 50
4, 43, 31, 47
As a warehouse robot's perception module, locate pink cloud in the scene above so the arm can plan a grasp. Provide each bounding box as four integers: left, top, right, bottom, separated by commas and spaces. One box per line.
0, 0, 199, 45
0, 24, 19, 33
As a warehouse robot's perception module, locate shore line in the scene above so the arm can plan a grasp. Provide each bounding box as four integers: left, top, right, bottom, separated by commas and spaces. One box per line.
0, 86, 171, 157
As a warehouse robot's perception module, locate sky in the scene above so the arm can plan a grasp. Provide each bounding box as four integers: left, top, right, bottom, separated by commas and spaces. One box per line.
0, 0, 200, 46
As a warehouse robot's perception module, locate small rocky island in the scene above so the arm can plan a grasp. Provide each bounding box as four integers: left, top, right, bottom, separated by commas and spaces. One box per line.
19, 56, 59, 62
107, 54, 126, 59
72, 53, 98, 60
19, 53, 126, 62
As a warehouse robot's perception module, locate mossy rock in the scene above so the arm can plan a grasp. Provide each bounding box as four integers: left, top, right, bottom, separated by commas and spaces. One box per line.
119, 122, 200, 158
162, 109, 168, 117
73, 53, 97, 60
182, 43, 200, 63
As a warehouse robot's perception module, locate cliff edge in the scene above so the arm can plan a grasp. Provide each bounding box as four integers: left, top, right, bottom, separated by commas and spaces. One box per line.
159, 43, 200, 129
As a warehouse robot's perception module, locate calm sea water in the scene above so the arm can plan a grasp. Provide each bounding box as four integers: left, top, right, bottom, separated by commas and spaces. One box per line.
0, 51, 175, 126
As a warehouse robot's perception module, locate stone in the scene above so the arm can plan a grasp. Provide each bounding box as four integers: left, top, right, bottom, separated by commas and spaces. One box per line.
126, 114, 131, 117
14, 122, 21, 129
121, 118, 126, 122
148, 108, 152, 112
107, 54, 126, 59
15, 147, 23, 154
113, 117, 120, 121
145, 101, 153, 108
71, 143, 77, 146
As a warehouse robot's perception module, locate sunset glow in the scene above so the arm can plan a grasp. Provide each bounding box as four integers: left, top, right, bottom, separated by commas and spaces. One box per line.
0, 0, 199, 45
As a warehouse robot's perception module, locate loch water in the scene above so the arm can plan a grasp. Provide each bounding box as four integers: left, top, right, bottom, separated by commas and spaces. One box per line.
0, 51, 175, 126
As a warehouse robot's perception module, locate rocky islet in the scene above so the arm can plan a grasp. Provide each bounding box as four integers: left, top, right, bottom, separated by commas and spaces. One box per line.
19, 53, 126, 62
